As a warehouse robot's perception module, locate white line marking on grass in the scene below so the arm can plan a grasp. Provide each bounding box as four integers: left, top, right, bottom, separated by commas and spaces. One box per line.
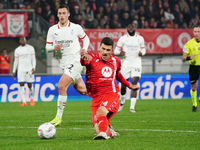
1, 126, 199, 133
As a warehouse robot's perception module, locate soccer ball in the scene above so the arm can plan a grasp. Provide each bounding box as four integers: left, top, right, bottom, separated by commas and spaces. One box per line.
38, 123, 56, 139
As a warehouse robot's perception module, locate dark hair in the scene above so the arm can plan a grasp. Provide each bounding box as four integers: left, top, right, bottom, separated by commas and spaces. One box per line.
58, 4, 70, 12
193, 25, 200, 28
100, 37, 114, 47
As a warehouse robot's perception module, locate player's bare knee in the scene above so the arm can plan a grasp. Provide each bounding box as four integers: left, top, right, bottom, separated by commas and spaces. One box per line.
96, 106, 108, 116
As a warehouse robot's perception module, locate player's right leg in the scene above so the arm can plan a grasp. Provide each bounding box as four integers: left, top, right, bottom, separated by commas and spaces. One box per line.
50, 74, 73, 126
118, 83, 127, 112
191, 81, 198, 112
19, 82, 27, 106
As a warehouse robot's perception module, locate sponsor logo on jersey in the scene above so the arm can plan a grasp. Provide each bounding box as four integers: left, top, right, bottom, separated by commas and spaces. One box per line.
101, 67, 112, 77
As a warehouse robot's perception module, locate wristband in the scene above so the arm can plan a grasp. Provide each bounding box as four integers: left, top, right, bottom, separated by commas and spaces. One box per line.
186, 56, 191, 60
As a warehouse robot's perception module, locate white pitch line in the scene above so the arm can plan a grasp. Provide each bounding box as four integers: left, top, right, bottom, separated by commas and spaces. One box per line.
0, 126, 199, 133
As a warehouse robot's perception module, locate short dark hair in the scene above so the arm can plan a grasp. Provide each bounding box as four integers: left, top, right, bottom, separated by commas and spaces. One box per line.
100, 37, 114, 48
193, 25, 200, 29
58, 4, 70, 12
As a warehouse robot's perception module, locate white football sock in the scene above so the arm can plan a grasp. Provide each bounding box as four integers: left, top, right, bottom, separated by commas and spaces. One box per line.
20, 86, 26, 103
29, 85, 34, 99
121, 95, 126, 105
56, 95, 67, 119
130, 98, 137, 110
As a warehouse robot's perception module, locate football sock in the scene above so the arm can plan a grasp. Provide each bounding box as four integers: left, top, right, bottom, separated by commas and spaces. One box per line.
190, 89, 197, 107
56, 95, 67, 118
29, 86, 34, 99
98, 115, 108, 133
130, 98, 137, 110
20, 86, 26, 103
121, 95, 126, 105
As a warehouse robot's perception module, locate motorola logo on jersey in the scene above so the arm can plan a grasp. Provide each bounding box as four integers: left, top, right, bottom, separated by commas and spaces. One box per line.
101, 67, 112, 77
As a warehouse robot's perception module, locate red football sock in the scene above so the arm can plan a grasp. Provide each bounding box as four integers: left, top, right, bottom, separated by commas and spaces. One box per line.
97, 115, 108, 133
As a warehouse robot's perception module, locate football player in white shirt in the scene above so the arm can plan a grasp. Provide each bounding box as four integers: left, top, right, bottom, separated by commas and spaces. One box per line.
45, 4, 90, 126
12, 37, 36, 106
114, 23, 146, 113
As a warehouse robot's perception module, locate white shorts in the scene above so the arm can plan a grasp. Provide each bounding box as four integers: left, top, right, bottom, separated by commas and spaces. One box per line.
17, 70, 35, 83
121, 63, 141, 79
64, 61, 83, 82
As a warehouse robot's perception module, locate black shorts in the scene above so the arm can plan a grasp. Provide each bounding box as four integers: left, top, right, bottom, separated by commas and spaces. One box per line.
189, 65, 200, 84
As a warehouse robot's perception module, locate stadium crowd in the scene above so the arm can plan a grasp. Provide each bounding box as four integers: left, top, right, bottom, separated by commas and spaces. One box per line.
0, 0, 200, 29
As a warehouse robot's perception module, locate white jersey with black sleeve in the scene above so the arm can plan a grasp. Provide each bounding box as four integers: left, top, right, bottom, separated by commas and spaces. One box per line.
46, 21, 89, 69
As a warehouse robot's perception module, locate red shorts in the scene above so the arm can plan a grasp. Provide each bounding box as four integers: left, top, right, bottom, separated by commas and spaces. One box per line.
91, 93, 120, 126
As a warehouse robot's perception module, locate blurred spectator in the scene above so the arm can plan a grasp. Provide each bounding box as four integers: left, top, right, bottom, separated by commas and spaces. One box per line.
30, 0, 41, 12
93, 13, 101, 28
152, 21, 158, 28
104, 2, 111, 18
95, 6, 104, 18
75, 14, 85, 27
11, 0, 20, 9
182, 7, 191, 25
104, 23, 110, 29
138, 15, 145, 28
179, 0, 189, 12
121, 12, 131, 28
0, 49, 10, 74
116, 0, 128, 11
43, 4, 54, 21
78, 0, 88, 12
100, 15, 109, 28
157, 16, 166, 28
188, 0, 195, 11
156, 8, 164, 21
128, 0, 136, 18
163, 0, 170, 10
49, 14, 57, 26
175, 13, 185, 28
164, 7, 174, 21
146, 5, 156, 20
82, 5, 94, 20
174, 23, 179, 29
189, 18, 197, 28
88, 0, 96, 12
148, 17, 155, 28
136, 5, 145, 18
0, 2, 4, 9
85, 14, 94, 29
110, 3, 120, 19
155, 0, 163, 10
110, 14, 121, 29
181, 22, 188, 29
143, 20, 149, 28
120, 5, 130, 20
172, 3, 180, 19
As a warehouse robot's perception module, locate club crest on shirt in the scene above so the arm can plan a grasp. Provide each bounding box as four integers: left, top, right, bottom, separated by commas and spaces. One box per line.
101, 67, 112, 77
198, 47, 200, 50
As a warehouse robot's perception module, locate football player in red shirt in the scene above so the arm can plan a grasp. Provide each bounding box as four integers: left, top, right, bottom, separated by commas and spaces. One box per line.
80, 37, 140, 140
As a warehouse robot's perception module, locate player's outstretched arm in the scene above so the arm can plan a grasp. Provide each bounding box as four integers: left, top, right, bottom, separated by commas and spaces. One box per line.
128, 84, 140, 90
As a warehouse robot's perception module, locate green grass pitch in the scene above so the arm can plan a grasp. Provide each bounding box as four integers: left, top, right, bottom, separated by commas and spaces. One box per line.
0, 99, 200, 150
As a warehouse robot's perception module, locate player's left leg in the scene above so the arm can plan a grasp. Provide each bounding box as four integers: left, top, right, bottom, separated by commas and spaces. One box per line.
130, 77, 140, 113
93, 106, 110, 140
27, 82, 34, 106
191, 81, 198, 112
73, 77, 87, 95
